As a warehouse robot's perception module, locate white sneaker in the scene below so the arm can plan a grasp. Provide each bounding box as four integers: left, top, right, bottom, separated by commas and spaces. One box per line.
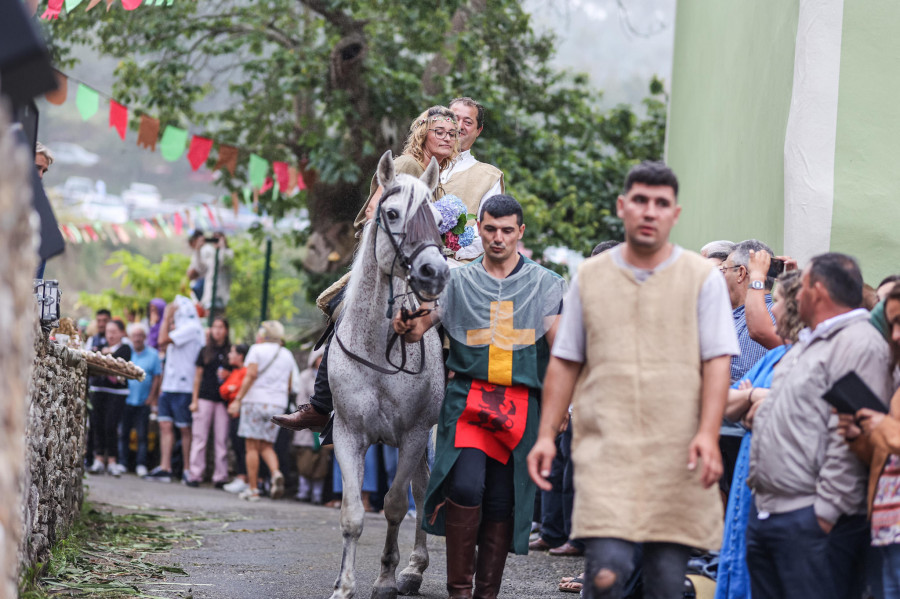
135, 465, 148, 477
223, 479, 249, 494
88, 460, 105, 475
270, 472, 285, 500
239, 488, 260, 502
107, 463, 127, 477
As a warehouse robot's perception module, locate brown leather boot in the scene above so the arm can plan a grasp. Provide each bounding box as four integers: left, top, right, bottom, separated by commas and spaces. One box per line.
445, 499, 481, 599
271, 403, 330, 432
473, 519, 513, 599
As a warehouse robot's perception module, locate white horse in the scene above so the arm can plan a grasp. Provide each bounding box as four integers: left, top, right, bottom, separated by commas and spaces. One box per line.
327, 150, 449, 599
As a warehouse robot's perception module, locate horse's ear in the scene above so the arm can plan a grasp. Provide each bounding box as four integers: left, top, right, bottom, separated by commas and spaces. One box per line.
420, 157, 439, 192
376, 150, 395, 188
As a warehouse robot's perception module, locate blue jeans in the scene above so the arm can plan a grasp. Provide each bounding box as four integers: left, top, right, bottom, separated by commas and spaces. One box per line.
118, 404, 150, 468
333, 444, 379, 494
746, 504, 869, 599
882, 544, 900, 599
715, 434, 753, 599
537, 433, 568, 546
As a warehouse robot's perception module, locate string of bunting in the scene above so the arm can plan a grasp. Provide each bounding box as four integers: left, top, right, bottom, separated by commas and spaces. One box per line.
46, 70, 307, 199
57, 203, 224, 245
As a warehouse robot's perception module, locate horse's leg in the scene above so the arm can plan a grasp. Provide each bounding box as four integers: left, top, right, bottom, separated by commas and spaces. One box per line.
373, 438, 423, 599
329, 427, 369, 599
397, 440, 431, 596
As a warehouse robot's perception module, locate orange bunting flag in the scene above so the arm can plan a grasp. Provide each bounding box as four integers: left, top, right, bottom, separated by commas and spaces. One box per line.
136, 115, 160, 151
85, 0, 102, 10
187, 136, 213, 171
213, 145, 238, 176
109, 101, 128, 140
45, 72, 68, 105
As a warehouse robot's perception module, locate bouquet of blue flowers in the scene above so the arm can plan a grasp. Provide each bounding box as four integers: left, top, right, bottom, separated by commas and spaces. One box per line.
434, 194, 476, 253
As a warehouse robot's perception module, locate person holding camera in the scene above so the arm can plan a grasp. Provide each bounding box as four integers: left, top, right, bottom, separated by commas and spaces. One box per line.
717, 240, 779, 499
187, 230, 233, 315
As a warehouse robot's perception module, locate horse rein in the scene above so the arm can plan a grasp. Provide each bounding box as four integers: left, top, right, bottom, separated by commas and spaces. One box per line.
333, 187, 442, 376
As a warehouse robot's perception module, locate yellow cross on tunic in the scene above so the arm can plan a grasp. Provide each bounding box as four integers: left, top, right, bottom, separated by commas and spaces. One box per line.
466, 301, 536, 386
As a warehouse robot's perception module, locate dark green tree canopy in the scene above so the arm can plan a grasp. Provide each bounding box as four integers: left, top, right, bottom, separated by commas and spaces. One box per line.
47, 0, 665, 274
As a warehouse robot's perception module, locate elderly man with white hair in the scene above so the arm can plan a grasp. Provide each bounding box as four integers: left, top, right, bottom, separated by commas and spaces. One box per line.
119, 322, 162, 477
700, 239, 736, 266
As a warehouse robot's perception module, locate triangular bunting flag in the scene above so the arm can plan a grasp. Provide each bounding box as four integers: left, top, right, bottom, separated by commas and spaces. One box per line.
159, 125, 188, 162
204, 204, 217, 227
109, 101, 128, 140
248, 153, 269, 189
214, 145, 238, 176
140, 219, 157, 239
45, 72, 68, 105
76, 84, 99, 120
173, 212, 183, 235
273, 161, 290, 193
121, 0, 141, 9
187, 136, 213, 171
65, 0, 83, 13
40, 0, 63, 19
137, 115, 160, 151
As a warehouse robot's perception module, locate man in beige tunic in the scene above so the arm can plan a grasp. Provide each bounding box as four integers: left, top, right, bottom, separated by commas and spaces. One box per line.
444, 97, 505, 263
527, 161, 738, 599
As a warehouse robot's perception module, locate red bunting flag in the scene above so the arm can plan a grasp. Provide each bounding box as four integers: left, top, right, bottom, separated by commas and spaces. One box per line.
204, 204, 217, 227
187, 136, 213, 171
173, 212, 183, 235
260, 176, 273, 194
120, 0, 141, 9
273, 161, 290, 193
40, 0, 63, 19
109, 101, 127, 140
83, 225, 99, 242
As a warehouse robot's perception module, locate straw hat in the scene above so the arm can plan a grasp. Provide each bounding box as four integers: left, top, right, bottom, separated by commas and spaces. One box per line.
258, 320, 285, 343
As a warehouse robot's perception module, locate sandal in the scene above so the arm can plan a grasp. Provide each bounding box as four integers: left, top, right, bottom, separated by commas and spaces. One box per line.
559, 574, 584, 593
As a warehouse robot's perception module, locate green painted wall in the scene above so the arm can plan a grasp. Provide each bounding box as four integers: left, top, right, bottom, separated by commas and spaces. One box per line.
831, 1, 900, 285
666, 1, 798, 254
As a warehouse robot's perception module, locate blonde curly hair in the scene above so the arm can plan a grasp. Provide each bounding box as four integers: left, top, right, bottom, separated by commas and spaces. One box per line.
402, 106, 459, 170
774, 270, 804, 344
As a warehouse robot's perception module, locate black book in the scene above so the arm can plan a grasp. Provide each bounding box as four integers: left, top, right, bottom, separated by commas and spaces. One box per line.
822, 371, 888, 415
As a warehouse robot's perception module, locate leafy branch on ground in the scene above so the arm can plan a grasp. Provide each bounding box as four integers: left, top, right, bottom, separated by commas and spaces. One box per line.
20, 502, 200, 599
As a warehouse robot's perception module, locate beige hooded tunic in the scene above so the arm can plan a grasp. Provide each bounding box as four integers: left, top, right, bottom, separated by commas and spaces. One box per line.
570, 250, 724, 550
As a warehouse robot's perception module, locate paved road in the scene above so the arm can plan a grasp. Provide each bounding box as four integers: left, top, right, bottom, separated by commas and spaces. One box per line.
86, 474, 581, 599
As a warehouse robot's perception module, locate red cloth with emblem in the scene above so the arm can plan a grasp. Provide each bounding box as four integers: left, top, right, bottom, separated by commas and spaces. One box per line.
454, 379, 529, 464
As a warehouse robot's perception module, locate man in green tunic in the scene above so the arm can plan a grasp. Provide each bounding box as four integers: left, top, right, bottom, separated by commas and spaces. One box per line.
393, 195, 566, 599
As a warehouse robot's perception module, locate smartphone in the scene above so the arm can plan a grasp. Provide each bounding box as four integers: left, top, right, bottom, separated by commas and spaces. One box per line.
767, 258, 785, 278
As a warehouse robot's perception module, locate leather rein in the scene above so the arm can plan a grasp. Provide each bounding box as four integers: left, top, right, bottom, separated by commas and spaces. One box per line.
333, 190, 441, 376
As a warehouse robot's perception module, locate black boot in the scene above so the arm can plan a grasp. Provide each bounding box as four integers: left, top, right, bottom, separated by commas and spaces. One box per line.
445, 499, 481, 599
473, 519, 512, 599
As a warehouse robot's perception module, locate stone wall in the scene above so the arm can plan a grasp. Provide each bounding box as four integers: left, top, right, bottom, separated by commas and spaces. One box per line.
0, 103, 39, 599
19, 333, 87, 573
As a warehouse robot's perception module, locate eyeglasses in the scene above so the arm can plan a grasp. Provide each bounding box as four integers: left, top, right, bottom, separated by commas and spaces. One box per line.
428, 128, 458, 140
718, 265, 742, 273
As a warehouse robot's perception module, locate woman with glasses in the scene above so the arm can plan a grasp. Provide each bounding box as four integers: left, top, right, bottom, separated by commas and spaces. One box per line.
360, 105, 460, 224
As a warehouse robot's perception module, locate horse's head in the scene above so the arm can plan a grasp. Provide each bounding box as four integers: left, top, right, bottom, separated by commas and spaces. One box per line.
373, 150, 449, 302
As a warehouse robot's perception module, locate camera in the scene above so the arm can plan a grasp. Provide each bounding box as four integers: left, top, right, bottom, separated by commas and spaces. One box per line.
767, 258, 785, 278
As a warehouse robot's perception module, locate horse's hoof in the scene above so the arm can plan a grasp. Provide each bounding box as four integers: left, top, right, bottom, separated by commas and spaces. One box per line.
371, 587, 398, 599
397, 573, 422, 596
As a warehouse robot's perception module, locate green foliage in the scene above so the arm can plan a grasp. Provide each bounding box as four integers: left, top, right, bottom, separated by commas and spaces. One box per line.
77, 238, 303, 340
46, 1, 666, 267
225, 238, 304, 342
77, 251, 190, 317
20, 502, 196, 598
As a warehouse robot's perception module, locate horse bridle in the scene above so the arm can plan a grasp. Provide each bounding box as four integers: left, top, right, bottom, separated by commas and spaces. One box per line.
333, 187, 443, 376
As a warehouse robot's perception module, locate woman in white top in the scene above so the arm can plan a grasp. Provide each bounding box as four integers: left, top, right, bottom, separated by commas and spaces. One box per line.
228, 320, 298, 501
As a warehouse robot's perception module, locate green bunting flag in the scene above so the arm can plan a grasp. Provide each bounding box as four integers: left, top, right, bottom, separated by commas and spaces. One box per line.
64, 0, 83, 13
159, 125, 188, 162
248, 153, 269, 189
76, 84, 99, 120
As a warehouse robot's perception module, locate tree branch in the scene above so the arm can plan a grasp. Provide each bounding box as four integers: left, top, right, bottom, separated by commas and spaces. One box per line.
209, 23, 299, 50
298, 0, 366, 35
